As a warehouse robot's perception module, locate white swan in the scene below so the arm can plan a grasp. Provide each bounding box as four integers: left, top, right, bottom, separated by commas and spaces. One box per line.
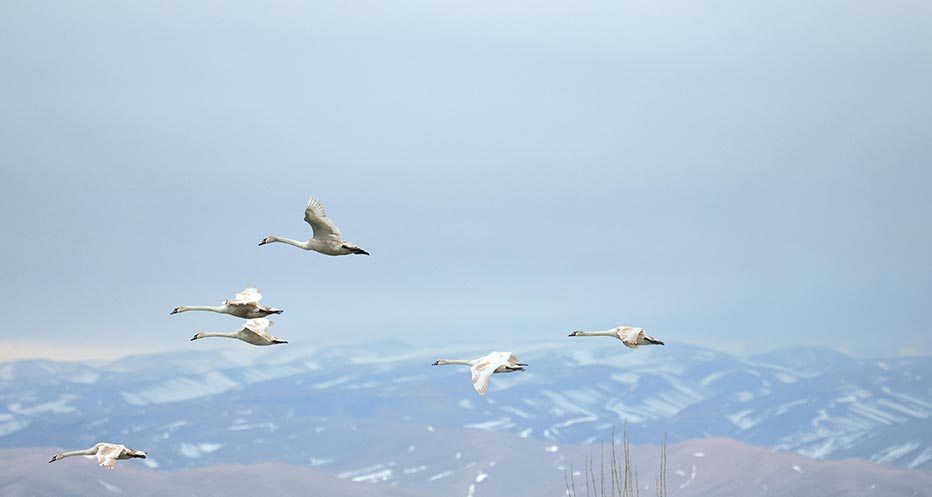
258, 197, 369, 256
49, 443, 147, 469
190, 318, 288, 346
431, 351, 527, 395
568, 326, 665, 348
171, 286, 283, 318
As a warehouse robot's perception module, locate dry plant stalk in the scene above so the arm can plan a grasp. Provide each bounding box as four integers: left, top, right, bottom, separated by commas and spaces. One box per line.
564, 425, 668, 497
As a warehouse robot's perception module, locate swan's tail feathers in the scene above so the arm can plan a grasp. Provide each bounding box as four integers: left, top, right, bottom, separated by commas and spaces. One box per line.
345, 245, 370, 255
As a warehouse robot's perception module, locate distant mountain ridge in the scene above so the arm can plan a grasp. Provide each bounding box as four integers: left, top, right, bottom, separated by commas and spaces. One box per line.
0, 341, 929, 479
5, 438, 931, 497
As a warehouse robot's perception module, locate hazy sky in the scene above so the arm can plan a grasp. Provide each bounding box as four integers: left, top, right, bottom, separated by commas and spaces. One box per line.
1, 0, 930, 360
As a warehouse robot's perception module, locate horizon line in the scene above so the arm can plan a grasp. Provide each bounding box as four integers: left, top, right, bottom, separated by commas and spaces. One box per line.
0, 339, 926, 364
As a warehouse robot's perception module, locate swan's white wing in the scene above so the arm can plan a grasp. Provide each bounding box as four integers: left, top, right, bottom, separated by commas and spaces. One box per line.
243, 318, 275, 340
226, 287, 262, 306
470, 360, 497, 395
617, 327, 644, 349
304, 197, 343, 241
483, 351, 520, 365
96, 444, 122, 469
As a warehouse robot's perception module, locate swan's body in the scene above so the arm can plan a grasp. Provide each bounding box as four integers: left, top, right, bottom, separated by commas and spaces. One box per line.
258, 197, 369, 256
49, 443, 146, 469
191, 318, 287, 346
171, 286, 283, 318
432, 351, 527, 395
568, 326, 664, 349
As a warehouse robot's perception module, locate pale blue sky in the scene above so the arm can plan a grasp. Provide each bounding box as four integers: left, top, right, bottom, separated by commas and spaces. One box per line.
1, 0, 930, 359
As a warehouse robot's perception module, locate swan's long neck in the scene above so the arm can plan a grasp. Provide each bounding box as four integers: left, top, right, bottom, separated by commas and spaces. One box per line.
267, 236, 312, 250
195, 332, 238, 340
177, 305, 226, 314
574, 329, 618, 337
438, 359, 474, 366
58, 447, 97, 459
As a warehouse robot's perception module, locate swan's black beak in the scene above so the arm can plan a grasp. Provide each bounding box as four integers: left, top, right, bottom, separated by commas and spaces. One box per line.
48, 457, 56, 463
568, 331, 579, 337
190, 335, 198, 341
170, 308, 179, 315
431, 361, 440, 366
258, 238, 269, 246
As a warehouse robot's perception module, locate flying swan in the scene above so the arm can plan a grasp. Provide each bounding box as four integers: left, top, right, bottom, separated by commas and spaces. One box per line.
49, 443, 147, 469
171, 286, 283, 318
258, 197, 369, 256
568, 326, 665, 348
191, 318, 288, 345
431, 351, 527, 395
190, 318, 287, 346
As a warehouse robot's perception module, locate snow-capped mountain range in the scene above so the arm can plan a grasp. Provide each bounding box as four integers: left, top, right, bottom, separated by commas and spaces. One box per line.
1, 340, 929, 484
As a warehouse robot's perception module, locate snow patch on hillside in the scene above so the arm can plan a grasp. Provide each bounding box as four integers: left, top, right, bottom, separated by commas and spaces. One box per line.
121, 373, 239, 405
0, 415, 29, 436
178, 443, 223, 458
8, 395, 78, 415
908, 447, 932, 469
871, 442, 920, 464
727, 409, 761, 430
465, 418, 514, 430
97, 479, 122, 493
